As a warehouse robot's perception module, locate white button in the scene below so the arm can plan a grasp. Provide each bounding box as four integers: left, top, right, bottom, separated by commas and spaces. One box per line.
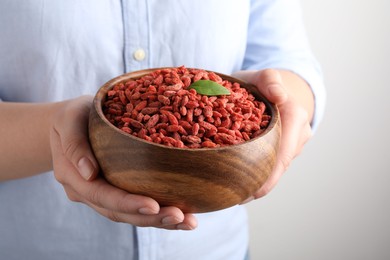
133, 48, 146, 61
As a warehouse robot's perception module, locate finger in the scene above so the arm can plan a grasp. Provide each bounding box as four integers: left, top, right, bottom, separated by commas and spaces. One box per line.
253, 163, 284, 199
50, 125, 76, 185
277, 103, 310, 170
82, 178, 161, 215
301, 122, 313, 149
54, 96, 99, 180
84, 192, 198, 230
162, 213, 199, 230
63, 174, 196, 229
253, 126, 311, 199
61, 183, 83, 203
254, 105, 308, 199
65, 169, 162, 215
258, 69, 288, 103
294, 122, 313, 157
233, 69, 288, 105
50, 126, 161, 215
88, 204, 186, 229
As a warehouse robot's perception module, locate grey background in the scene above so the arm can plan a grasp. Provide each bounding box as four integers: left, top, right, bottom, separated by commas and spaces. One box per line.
246, 0, 390, 259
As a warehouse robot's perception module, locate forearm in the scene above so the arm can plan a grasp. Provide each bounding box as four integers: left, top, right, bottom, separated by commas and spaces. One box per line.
0, 101, 63, 180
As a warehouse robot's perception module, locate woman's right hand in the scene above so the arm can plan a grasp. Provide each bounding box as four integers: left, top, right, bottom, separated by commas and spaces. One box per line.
49, 96, 197, 230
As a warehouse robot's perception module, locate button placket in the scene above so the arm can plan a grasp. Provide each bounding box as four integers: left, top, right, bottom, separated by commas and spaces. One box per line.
122, 0, 149, 72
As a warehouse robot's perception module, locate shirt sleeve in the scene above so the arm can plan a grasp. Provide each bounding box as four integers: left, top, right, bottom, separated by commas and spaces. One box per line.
243, 0, 326, 131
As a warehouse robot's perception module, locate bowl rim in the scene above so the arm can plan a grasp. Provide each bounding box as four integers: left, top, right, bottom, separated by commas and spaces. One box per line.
92, 67, 280, 151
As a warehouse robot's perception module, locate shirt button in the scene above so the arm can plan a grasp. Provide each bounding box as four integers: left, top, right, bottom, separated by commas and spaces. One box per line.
133, 48, 146, 61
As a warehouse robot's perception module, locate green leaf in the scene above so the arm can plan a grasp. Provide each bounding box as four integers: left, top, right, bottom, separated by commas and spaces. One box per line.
188, 80, 231, 96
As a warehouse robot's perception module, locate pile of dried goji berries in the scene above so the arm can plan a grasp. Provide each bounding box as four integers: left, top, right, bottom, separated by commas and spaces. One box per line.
103, 66, 271, 148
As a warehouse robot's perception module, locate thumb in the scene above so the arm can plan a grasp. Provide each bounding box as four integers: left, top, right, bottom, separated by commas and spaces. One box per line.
232, 69, 288, 105
255, 69, 288, 105
55, 97, 99, 181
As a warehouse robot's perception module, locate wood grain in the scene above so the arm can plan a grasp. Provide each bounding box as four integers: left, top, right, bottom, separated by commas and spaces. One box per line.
89, 68, 281, 213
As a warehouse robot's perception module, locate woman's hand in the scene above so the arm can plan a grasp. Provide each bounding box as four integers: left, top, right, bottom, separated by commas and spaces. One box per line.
234, 69, 314, 200
49, 96, 197, 230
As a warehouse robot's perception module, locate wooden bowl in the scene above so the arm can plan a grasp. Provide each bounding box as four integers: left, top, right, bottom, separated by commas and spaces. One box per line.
88, 68, 281, 213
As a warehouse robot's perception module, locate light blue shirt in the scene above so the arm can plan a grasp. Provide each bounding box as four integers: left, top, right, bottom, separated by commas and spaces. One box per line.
0, 1, 326, 259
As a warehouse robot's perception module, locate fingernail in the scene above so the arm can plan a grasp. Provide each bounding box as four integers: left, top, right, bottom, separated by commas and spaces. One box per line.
138, 207, 159, 215
176, 223, 193, 230
77, 157, 94, 180
161, 216, 181, 225
268, 84, 286, 98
